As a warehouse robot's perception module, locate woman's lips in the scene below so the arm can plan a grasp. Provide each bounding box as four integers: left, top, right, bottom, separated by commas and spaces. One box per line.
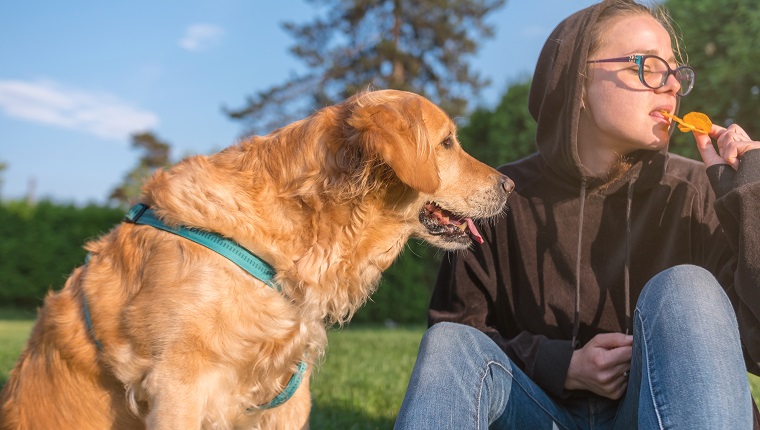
652, 104, 675, 122
651, 110, 671, 125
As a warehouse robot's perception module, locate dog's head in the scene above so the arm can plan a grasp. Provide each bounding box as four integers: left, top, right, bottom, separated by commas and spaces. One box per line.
342, 89, 513, 250
145, 89, 512, 255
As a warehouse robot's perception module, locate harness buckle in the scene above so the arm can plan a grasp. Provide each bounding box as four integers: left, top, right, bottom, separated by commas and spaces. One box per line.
124, 203, 150, 223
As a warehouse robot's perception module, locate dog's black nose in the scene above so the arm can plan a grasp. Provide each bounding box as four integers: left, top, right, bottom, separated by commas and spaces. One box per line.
500, 175, 514, 194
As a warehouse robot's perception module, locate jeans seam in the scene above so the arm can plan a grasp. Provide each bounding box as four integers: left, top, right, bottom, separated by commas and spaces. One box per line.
477, 360, 571, 430
476, 361, 505, 430
636, 309, 665, 430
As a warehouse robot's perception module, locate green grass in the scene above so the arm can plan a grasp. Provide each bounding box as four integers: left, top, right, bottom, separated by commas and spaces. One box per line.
752, 374, 760, 408
1, 310, 759, 428
0, 308, 38, 385
311, 325, 422, 429
0, 309, 422, 429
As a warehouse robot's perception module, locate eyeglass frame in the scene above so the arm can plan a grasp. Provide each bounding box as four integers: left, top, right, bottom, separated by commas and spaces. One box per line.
586, 54, 696, 96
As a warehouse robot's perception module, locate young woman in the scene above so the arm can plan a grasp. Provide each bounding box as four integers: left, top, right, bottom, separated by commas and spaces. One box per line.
394, 0, 760, 428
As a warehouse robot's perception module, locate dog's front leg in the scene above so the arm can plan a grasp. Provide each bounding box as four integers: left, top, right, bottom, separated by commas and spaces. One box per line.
142, 364, 208, 430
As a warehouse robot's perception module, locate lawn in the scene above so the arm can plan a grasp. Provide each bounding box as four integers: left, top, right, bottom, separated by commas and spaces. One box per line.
0, 310, 421, 429
0, 308, 38, 385
2, 311, 759, 429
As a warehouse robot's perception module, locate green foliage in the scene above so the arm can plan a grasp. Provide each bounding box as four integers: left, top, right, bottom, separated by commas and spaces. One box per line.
0, 160, 7, 199
227, 0, 506, 135
664, 0, 760, 158
457, 77, 537, 167
351, 241, 441, 325
0, 200, 123, 307
0, 198, 437, 324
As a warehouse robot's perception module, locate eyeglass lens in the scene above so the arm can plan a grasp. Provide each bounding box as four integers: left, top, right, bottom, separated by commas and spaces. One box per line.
643, 56, 693, 95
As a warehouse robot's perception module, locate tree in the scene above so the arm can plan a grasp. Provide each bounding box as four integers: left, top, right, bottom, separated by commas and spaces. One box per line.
109, 132, 172, 207
0, 160, 7, 200
226, 0, 506, 135
664, 0, 760, 158
457, 76, 536, 167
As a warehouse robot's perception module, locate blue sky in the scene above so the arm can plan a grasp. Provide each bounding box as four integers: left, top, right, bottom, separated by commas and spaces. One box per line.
0, 0, 598, 205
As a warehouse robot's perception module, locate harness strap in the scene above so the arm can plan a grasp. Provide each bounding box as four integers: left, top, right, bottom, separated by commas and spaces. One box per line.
124, 203, 280, 291
82, 291, 103, 351
81, 204, 307, 410
249, 360, 309, 411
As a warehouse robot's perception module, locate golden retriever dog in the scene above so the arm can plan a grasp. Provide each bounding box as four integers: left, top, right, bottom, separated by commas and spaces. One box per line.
0, 89, 513, 429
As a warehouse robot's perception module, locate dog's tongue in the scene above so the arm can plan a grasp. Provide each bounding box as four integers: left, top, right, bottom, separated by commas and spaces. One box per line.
465, 218, 483, 244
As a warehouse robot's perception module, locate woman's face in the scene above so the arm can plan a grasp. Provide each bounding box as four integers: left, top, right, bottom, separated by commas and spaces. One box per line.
580, 14, 680, 161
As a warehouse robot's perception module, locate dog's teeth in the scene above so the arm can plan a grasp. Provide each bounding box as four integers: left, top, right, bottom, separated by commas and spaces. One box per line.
457, 223, 467, 231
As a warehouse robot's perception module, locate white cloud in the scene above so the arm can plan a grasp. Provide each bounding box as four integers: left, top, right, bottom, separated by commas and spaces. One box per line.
179, 24, 224, 52
0, 79, 158, 140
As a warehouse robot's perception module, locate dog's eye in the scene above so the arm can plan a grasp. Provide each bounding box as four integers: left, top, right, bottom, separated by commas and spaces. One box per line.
441, 136, 454, 149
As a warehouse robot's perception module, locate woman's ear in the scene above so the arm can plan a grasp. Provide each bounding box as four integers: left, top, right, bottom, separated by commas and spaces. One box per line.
348, 102, 440, 194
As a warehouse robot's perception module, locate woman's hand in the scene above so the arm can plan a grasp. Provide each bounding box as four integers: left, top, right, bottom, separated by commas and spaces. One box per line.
693, 123, 760, 170
564, 332, 632, 400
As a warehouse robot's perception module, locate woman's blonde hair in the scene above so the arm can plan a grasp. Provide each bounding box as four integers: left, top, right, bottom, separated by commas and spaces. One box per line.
587, 0, 685, 64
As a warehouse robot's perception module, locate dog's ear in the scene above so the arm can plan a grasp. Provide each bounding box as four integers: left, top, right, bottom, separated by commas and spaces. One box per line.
348, 101, 440, 194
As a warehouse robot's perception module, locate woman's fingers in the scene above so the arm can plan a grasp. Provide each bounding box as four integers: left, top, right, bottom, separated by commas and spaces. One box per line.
717, 124, 756, 169
693, 124, 726, 168
693, 123, 759, 170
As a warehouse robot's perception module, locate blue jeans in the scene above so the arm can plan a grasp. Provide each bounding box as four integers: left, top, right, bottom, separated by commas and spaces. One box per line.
394, 265, 753, 429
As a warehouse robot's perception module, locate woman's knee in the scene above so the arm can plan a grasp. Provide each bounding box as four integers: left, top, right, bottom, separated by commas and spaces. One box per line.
422, 322, 488, 353
420, 322, 511, 368
637, 264, 734, 328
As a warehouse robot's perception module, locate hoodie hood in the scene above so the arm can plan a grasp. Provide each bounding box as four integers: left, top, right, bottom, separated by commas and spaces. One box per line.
528, 0, 668, 193
527, 0, 674, 342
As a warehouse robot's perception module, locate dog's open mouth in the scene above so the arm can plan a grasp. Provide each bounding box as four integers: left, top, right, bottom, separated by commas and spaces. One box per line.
419, 202, 483, 244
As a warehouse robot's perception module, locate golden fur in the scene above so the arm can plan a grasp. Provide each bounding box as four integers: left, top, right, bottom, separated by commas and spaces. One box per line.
0, 89, 513, 429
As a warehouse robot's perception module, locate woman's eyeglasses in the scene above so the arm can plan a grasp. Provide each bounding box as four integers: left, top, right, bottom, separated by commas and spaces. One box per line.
586, 54, 696, 96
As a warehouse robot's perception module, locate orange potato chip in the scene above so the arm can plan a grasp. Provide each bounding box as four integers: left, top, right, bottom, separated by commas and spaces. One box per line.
660, 111, 712, 134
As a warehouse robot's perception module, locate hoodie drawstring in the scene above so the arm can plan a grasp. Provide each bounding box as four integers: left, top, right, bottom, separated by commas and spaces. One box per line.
572, 179, 587, 348
624, 177, 637, 336
572, 176, 636, 346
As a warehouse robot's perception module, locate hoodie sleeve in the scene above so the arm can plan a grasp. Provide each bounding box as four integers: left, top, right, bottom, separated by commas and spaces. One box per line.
706, 148, 760, 374
428, 232, 575, 397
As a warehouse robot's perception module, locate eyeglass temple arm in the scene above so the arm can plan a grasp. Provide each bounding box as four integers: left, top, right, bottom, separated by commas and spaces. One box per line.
586, 56, 637, 64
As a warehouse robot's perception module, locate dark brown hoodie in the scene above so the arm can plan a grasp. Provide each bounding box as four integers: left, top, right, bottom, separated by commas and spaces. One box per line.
429, 0, 760, 405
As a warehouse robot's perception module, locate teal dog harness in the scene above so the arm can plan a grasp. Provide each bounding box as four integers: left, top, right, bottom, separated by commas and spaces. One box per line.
83, 203, 307, 410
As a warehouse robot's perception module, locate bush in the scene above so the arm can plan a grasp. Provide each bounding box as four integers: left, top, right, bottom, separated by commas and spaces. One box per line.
0, 200, 437, 324
351, 240, 441, 325
0, 200, 123, 307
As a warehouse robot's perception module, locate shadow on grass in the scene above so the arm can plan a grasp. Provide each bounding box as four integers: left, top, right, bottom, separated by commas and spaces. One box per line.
311, 403, 396, 430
